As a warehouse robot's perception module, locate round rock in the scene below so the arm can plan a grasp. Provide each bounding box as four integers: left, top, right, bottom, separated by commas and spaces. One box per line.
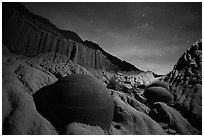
33, 74, 114, 131
144, 87, 174, 104
147, 81, 170, 91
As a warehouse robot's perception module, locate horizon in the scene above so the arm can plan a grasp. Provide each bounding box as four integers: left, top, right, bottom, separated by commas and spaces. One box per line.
22, 2, 202, 74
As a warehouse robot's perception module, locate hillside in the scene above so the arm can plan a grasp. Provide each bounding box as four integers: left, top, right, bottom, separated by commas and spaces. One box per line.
2, 2, 141, 72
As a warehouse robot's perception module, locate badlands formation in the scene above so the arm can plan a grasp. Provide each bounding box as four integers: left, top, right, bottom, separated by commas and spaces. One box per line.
2, 3, 202, 135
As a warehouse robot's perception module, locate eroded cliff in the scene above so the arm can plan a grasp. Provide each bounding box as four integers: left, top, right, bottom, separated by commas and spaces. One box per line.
2, 2, 141, 72
164, 40, 202, 130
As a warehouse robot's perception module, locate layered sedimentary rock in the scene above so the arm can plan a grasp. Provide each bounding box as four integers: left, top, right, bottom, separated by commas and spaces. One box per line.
2, 3, 140, 72
164, 40, 202, 130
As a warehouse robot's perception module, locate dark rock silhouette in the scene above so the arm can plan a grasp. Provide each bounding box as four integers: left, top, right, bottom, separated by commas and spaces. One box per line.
144, 84, 174, 104
33, 74, 114, 132
164, 40, 202, 130
2, 2, 141, 72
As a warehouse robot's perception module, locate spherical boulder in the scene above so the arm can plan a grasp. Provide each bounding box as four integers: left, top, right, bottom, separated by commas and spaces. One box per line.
147, 81, 170, 91
144, 87, 174, 104
33, 74, 114, 131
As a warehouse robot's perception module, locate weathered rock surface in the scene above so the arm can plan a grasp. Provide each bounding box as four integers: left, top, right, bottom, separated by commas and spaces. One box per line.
109, 90, 167, 135
3, 55, 58, 95
164, 40, 202, 130
2, 66, 57, 134
63, 122, 105, 135
111, 90, 150, 114
2, 41, 201, 135
28, 52, 92, 79
149, 102, 200, 135
2, 2, 202, 135
33, 74, 114, 131
2, 2, 141, 72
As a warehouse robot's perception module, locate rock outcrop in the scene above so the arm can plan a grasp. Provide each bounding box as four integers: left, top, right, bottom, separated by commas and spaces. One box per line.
2, 2, 202, 135
33, 74, 114, 132
149, 102, 200, 135
2, 2, 141, 73
164, 40, 202, 130
109, 90, 167, 135
2, 55, 58, 134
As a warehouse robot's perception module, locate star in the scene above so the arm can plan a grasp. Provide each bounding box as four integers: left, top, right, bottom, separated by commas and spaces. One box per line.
90, 20, 94, 23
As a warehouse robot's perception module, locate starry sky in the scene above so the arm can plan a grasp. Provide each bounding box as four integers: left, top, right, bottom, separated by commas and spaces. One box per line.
22, 2, 202, 74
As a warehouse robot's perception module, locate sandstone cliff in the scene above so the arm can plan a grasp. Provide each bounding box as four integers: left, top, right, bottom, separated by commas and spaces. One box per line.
2, 2, 141, 72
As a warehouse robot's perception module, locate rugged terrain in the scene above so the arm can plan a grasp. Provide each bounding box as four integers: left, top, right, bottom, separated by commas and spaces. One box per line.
2, 3, 202, 135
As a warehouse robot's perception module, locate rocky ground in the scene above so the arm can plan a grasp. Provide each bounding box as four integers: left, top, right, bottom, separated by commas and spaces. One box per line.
2, 40, 202, 135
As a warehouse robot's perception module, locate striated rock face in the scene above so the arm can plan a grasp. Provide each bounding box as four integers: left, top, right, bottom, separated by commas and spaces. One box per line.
2, 2, 141, 73
164, 40, 202, 130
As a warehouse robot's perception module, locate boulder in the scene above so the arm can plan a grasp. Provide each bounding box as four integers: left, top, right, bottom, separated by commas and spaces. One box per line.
33, 74, 114, 131
147, 81, 170, 91
144, 87, 174, 104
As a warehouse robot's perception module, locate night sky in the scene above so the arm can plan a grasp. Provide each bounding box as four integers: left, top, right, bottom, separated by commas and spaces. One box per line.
22, 2, 202, 74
